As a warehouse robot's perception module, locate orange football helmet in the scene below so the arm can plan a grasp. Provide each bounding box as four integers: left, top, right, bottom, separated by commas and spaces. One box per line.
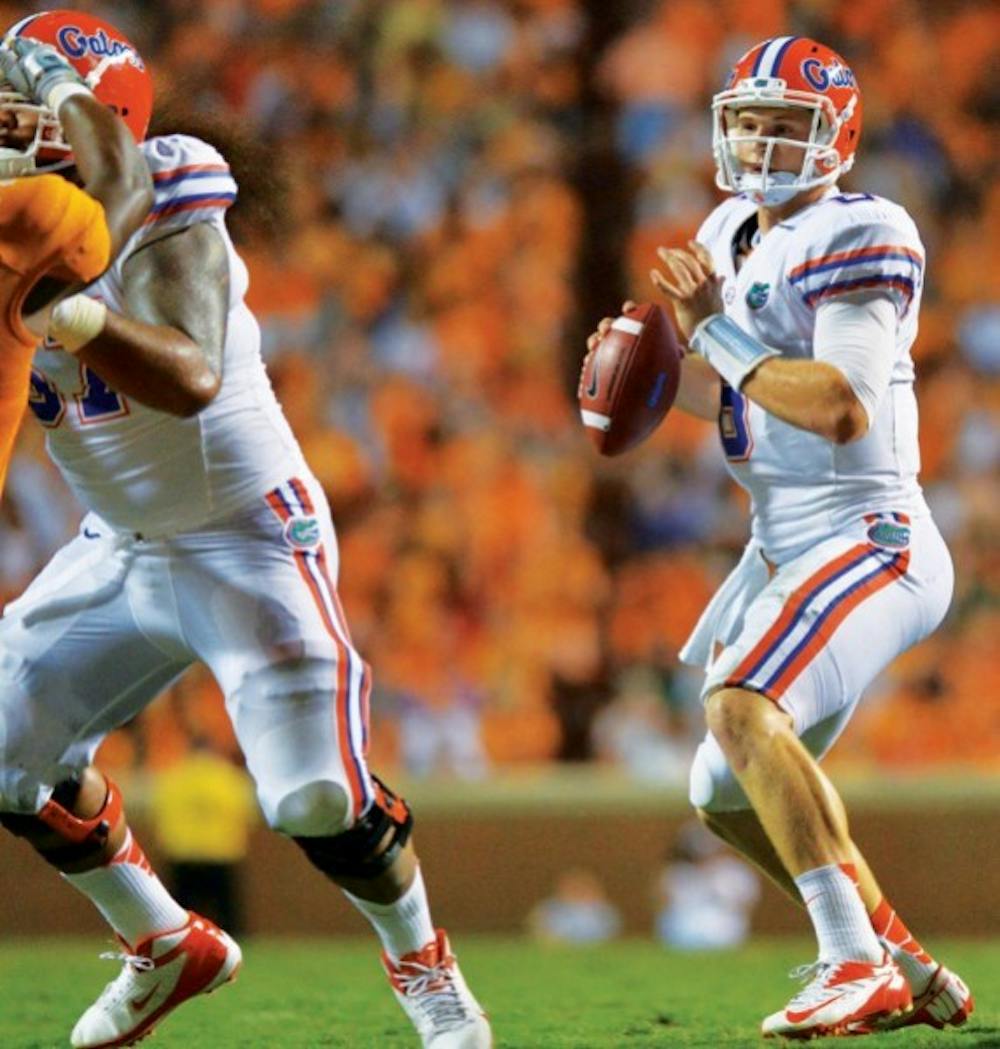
1, 9, 153, 176
713, 36, 863, 205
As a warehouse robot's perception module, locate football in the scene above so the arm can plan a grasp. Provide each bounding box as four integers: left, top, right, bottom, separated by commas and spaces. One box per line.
578, 302, 683, 456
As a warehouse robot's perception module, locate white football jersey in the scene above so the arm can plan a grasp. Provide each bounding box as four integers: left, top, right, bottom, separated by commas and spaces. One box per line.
697, 187, 930, 562
28, 134, 306, 536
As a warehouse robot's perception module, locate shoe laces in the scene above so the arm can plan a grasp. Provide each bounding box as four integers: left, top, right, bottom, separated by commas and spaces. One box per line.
785, 960, 834, 1007
92, 950, 156, 1007
394, 957, 471, 1033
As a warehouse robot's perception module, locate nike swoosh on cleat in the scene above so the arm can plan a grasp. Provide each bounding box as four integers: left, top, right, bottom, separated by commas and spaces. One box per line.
129, 984, 160, 1013
786, 992, 847, 1023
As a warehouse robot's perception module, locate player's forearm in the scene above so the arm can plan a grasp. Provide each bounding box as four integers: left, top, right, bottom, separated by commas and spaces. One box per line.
75, 310, 221, 417
741, 358, 869, 444
59, 95, 153, 258
674, 354, 721, 421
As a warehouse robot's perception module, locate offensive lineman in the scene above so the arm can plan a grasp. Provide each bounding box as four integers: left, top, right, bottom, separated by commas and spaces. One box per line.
0, 12, 490, 1049
588, 36, 973, 1038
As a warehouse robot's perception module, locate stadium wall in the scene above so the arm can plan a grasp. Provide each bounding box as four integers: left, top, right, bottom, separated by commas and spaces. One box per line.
1, 777, 996, 939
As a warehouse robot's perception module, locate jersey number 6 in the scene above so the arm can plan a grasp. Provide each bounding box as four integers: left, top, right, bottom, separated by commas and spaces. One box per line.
719, 382, 753, 461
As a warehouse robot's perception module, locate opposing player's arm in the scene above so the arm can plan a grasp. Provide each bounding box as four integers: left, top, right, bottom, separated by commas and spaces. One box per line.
70, 223, 229, 417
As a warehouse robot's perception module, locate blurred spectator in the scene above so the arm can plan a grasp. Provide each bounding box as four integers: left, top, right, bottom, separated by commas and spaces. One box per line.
150, 738, 258, 937
528, 867, 622, 944
654, 820, 760, 950
592, 664, 695, 784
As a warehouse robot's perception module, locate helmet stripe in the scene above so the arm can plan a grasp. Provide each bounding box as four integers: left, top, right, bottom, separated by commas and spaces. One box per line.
750, 39, 775, 76
4, 13, 37, 39
755, 35, 797, 78
768, 35, 799, 77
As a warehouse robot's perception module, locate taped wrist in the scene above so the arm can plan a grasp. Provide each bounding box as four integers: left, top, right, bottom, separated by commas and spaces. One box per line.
47, 80, 93, 112
15, 42, 91, 111
48, 294, 107, 352
293, 775, 413, 881
690, 313, 779, 389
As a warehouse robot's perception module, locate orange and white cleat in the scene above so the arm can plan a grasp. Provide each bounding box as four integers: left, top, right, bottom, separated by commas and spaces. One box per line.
850, 963, 973, 1033
383, 929, 491, 1048
761, 952, 911, 1039
71, 912, 242, 1048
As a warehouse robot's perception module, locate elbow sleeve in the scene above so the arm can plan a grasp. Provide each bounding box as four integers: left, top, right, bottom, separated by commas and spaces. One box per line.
813, 296, 897, 427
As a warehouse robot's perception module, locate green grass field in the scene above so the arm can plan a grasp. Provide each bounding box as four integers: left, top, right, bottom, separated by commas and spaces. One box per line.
0, 937, 995, 1048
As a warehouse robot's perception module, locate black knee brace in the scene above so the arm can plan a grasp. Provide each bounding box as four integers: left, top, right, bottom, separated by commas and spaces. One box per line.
0, 777, 122, 866
293, 774, 413, 880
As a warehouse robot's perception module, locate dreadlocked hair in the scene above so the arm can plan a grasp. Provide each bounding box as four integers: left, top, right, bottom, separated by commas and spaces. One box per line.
148, 94, 290, 247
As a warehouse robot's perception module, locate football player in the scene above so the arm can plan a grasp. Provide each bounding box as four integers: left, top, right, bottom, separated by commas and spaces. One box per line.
0, 11, 490, 1049
0, 26, 151, 495
589, 35, 972, 1039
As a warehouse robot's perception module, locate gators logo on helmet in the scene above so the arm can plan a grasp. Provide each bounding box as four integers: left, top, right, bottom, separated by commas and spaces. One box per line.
712, 36, 862, 206
1, 9, 152, 175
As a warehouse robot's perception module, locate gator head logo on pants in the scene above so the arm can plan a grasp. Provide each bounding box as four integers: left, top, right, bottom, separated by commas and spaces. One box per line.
866, 521, 911, 549
283, 516, 321, 550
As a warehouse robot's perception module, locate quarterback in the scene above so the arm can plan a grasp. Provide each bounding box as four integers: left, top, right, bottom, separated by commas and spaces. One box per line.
0, 11, 489, 1049
591, 36, 973, 1038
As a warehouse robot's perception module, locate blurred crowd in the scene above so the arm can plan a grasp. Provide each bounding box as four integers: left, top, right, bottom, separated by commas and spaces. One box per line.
1, 0, 996, 779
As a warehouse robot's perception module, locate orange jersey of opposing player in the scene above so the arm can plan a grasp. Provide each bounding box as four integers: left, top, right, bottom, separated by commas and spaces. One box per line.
0, 175, 111, 494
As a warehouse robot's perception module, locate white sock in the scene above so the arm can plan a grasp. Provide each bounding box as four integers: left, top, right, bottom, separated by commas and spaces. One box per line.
344, 865, 436, 962
63, 829, 189, 948
880, 937, 937, 993
794, 864, 883, 963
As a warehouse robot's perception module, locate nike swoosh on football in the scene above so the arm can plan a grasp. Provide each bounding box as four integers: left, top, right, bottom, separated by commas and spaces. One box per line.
129, 983, 161, 1013
586, 356, 600, 398
787, 991, 847, 1023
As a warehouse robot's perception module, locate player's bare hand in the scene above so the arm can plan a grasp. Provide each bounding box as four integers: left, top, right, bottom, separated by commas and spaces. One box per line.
585, 300, 636, 353
582, 301, 637, 397
650, 242, 723, 340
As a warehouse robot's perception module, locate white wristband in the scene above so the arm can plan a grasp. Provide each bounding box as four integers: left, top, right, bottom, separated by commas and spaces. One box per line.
48, 295, 107, 353
689, 313, 779, 389
47, 80, 92, 114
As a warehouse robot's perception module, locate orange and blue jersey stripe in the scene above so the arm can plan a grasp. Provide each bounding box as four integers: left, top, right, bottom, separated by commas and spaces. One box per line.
788, 245, 923, 283
152, 163, 232, 187
790, 244, 923, 312
143, 162, 237, 227
725, 514, 911, 701
265, 478, 373, 817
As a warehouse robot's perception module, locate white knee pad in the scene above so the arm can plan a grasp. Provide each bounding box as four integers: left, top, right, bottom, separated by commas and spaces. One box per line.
228, 657, 370, 834
688, 732, 754, 814
271, 778, 352, 837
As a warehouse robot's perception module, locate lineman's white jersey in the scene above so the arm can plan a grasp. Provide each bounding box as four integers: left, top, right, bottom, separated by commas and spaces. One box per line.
28, 134, 307, 536
697, 187, 930, 563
